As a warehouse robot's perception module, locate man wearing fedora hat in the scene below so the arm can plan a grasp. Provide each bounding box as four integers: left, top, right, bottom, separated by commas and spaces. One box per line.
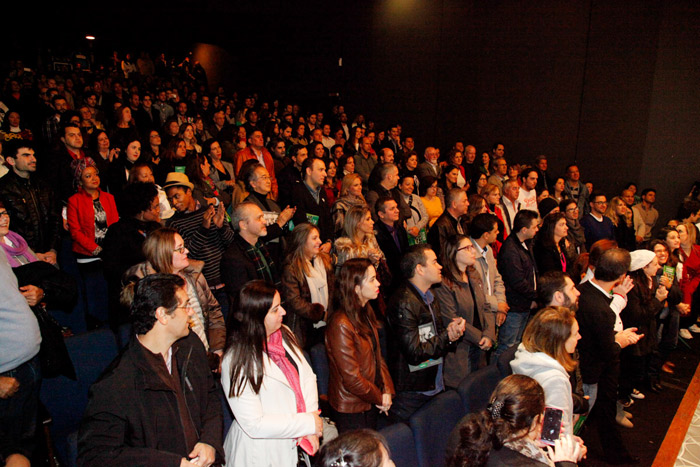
164, 172, 234, 317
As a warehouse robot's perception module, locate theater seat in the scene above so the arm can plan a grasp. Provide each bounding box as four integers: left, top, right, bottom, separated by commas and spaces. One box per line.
408, 390, 465, 467
379, 422, 419, 467
458, 364, 501, 414
40, 329, 119, 466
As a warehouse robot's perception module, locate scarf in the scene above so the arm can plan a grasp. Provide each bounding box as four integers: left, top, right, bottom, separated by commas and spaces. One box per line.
503, 438, 555, 467
267, 329, 318, 455
1, 231, 38, 267
306, 258, 329, 329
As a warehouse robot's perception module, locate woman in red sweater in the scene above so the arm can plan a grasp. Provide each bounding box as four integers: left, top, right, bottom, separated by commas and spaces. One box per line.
677, 222, 700, 337
67, 158, 119, 326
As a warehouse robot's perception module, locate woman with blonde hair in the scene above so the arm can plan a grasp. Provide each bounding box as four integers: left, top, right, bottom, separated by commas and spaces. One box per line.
334, 206, 384, 270
332, 173, 368, 238
125, 227, 226, 368
179, 122, 202, 156
604, 196, 635, 251
510, 306, 582, 437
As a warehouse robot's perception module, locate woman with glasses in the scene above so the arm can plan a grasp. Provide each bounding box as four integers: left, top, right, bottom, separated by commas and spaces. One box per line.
433, 235, 494, 386
124, 227, 226, 370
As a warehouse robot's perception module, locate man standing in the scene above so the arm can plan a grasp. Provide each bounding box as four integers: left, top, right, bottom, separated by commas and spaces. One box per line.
153, 90, 175, 126
135, 92, 160, 135
277, 144, 308, 203
0, 139, 61, 264
0, 251, 42, 467
580, 192, 615, 250
533, 155, 553, 194
492, 142, 505, 160
386, 245, 465, 421
576, 248, 643, 464
500, 179, 521, 238
366, 163, 405, 222
375, 197, 409, 290
427, 188, 470, 256
494, 210, 540, 358
563, 165, 589, 219
321, 123, 335, 150
290, 158, 334, 246
632, 188, 659, 244
78, 274, 223, 467
353, 137, 377, 190
621, 189, 643, 244
416, 147, 441, 180
48, 122, 86, 204
517, 168, 539, 213
381, 125, 402, 155
234, 129, 278, 200
164, 173, 234, 313
469, 213, 509, 323
221, 202, 279, 308
463, 145, 481, 189
487, 157, 508, 190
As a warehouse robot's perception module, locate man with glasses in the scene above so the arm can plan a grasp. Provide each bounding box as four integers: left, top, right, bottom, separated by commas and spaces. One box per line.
488, 156, 509, 190
79, 274, 224, 467
580, 192, 615, 250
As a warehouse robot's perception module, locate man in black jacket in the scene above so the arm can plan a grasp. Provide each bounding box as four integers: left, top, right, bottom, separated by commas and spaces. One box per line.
427, 188, 469, 258
290, 157, 333, 247
0, 139, 61, 264
577, 248, 641, 464
493, 209, 540, 359
375, 196, 409, 291
78, 274, 224, 467
386, 245, 465, 421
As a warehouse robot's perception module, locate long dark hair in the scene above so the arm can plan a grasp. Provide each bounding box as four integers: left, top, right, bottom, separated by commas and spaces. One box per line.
225, 280, 299, 397
538, 212, 567, 249
447, 375, 545, 467
630, 265, 655, 303
334, 258, 378, 339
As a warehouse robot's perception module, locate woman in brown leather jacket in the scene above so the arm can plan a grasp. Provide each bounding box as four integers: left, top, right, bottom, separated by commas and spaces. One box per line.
325, 258, 395, 433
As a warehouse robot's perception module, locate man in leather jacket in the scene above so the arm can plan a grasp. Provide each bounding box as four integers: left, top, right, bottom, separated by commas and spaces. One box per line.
0, 139, 61, 264
386, 245, 466, 421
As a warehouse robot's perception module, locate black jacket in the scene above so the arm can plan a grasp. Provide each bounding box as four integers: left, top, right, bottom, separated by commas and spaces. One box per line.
576, 280, 618, 384
427, 211, 469, 258
290, 182, 333, 243
497, 234, 538, 313
533, 236, 572, 275
78, 333, 224, 466
374, 220, 409, 289
386, 281, 453, 393
0, 170, 62, 253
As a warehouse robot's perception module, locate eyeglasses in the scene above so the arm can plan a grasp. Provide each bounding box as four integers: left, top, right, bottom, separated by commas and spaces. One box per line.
173, 245, 186, 254
173, 301, 192, 311
566, 207, 579, 212
593, 201, 608, 205
458, 245, 475, 251
0, 211, 8, 217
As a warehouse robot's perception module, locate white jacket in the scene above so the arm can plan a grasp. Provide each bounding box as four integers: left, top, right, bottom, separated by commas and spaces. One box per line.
509, 344, 574, 435
221, 330, 318, 467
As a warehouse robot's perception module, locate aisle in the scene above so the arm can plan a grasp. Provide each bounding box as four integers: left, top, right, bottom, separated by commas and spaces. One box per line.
580, 336, 700, 466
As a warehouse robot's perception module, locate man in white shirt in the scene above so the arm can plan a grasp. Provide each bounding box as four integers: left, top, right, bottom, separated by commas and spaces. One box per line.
500, 179, 521, 237
517, 168, 539, 213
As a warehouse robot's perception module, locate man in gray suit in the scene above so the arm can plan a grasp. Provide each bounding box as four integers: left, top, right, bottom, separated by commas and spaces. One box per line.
469, 214, 509, 325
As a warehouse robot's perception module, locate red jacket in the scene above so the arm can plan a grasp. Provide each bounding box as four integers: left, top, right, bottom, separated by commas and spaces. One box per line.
67, 188, 119, 256
680, 245, 700, 304
233, 147, 278, 200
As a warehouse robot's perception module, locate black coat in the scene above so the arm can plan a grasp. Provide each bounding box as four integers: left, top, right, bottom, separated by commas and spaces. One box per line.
386, 282, 454, 393
78, 333, 224, 466
576, 280, 618, 384
290, 182, 333, 243
497, 234, 538, 313
0, 170, 62, 253
374, 221, 409, 289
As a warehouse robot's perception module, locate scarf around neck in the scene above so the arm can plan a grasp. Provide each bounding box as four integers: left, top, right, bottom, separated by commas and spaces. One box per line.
1, 231, 38, 267
266, 329, 306, 413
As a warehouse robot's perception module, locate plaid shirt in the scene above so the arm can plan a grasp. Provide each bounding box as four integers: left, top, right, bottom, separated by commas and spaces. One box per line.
236, 234, 278, 286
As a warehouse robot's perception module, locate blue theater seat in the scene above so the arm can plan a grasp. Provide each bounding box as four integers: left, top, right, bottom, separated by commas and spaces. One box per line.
458, 364, 501, 414
380, 422, 419, 467
408, 390, 466, 467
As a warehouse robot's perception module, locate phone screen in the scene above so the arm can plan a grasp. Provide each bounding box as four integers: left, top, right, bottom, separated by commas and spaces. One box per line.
540, 407, 563, 446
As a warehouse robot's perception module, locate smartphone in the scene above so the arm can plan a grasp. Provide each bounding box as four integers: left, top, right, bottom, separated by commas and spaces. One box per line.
540, 407, 563, 446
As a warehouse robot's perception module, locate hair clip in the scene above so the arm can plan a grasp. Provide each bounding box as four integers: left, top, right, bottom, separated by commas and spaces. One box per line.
488, 400, 504, 419
331, 461, 349, 467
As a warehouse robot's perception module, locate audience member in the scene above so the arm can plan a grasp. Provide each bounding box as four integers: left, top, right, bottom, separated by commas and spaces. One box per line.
580, 192, 615, 250
427, 187, 469, 257
290, 157, 334, 245
632, 188, 659, 244
221, 280, 322, 466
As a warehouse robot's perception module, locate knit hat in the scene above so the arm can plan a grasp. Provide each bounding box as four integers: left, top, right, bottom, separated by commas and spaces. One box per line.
629, 249, 656, 271
162, 172, 194, 190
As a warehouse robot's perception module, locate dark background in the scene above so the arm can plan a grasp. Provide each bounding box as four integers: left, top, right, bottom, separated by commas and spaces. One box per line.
5, 0, 700, 219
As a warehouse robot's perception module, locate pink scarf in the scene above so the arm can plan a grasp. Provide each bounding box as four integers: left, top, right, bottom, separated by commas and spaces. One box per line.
1, 231, 38, 268
266, 329, 306, 413
266, 329, 316, 454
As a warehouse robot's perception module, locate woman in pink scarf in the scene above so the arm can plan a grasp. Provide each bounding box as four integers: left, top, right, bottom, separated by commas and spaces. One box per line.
221, 280, 323, 466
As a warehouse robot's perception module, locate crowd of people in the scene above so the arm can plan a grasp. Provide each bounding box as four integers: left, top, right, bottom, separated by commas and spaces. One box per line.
1, 53, 700, 467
